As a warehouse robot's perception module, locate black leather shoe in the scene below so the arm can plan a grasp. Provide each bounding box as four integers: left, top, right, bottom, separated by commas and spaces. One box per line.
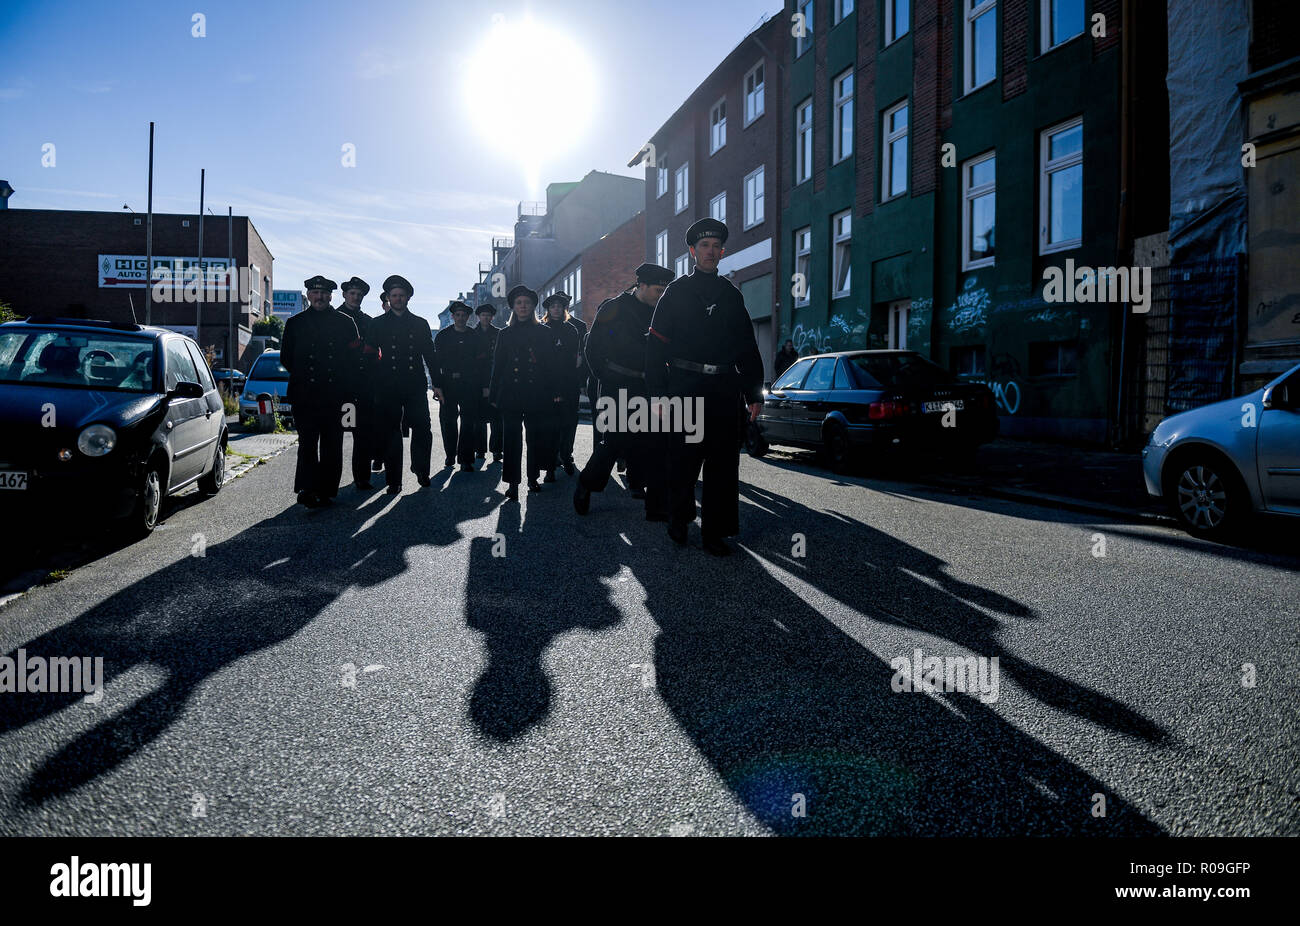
314, 494, 334, 507
386, 485, 401, 495
504, 483, 519, 501
573, 483, 591, 515
417, 474, 431, 487
702, 536, 733, 557
544, 470, 557, 483
297, 491, 318, 507
629, 487, 646, 500
528, 479, 542, 492
667, 522, 688, 546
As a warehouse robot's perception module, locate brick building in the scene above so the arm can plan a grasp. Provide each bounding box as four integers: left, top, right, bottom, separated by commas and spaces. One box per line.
640, 13, 786, 378
0, 203, 273, 368
538, 211, 646, 328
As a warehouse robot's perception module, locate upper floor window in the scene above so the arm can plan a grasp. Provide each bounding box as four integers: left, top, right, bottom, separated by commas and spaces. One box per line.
885, 0, 910, 45
1040, 117, 1083, 253
834, 0, 854, 25
656, 155, 667, 198
794, 226, 812, 307
744, 166, 766, 229
655, 230, 668, 269
964, 0, 997, 94
795, 99, 813, 184
675, 253, 691, 278
710, 99, 727, 154
796, 0, 815, 57
744, 63, 765, 125
1041, 0, 1084, 52
675, 163, 689, 214
832, 210, 851, 296
709, 191, 727, 223
962, 151, 996, 269
832, 69, 854, 163
882, 100, 909, 200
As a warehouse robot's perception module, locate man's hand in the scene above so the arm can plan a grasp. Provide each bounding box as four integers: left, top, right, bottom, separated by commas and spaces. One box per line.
748, 402, 761, 422
433, 387, 444, 403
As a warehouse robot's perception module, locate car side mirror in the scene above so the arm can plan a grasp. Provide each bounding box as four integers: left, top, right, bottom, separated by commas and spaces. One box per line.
169, 380, 204, 400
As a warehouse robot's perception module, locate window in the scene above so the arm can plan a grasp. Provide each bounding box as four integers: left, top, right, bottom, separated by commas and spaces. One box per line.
263, 276, 271, 316
709, 191, 727, 223
832, 358, 855, 389
885, 0, 910, 44
794, 226, 811, 307
887, 300, 909, 349
834, 0, 854, 25
675, 253, 691, 278
574, 266, 581, 304
1040, 117, 1083, 254
743, 166, 765, 229
165, 338, 199, 391
248, 264, 261, 317
882, 100, 909, 200
832, 69, 854, 163
795, 99, 813, 184
655, 230, 668, 269
675, 163, 689, 214
962, 151, 996, 269
1041, 0, 1084, 52
803, 357, 836, 390
710, 99, 727, 154
656, 155, 667, 198
185, 340, 215, 391
964, 0, 997, 94
744, 62, 765, 125
950, 344, 987, 377
796, 0, 814, 57
773, 358, 813, 390
831, 210, 851, 296
1029, 340, 1079, 376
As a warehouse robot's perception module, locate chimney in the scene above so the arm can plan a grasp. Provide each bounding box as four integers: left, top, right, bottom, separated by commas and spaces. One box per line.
0, 180, 13, 209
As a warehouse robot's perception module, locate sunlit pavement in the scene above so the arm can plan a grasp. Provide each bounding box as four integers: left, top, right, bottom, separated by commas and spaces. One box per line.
1, 418, 1296, 836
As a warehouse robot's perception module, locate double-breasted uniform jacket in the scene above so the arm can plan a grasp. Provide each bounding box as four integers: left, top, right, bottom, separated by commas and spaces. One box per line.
337, 304, 377, 404
543, 317, 583, 398
280, 306, 360, 410
586, 290, 654, 398
367, 309, 436, 398
432, 325, 482, 392
645, 269, 764, 404
489, 320, 564, 413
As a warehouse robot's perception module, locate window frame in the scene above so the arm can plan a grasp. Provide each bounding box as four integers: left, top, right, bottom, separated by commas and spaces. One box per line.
831, 209, 852, 298
709, 98, 727, 155
743, 165, 766, 230
743, 62, 766, 127
963, 0, 997, 95
794, 226, 812, 308
773, 357, 814, 391
675, 253, 691, 279
881, 99, 909, 201
796, 0, 815, 58
962, 150, 996, 271
832, 68, 854, 164
1038, 116, 1083, 255
795, 98, 814, 185
656, 154, 667, 198
674, 163, 689, 215
655, 230, 669, 269
709, 190, 727, 223
1040, 0, 1085, 53
884, 0, 910, 45
834, 0, 854, 26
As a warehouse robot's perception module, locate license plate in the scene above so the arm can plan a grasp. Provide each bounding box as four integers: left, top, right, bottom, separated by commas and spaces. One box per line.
0, 471, 29, 490
923, 399, 964, 413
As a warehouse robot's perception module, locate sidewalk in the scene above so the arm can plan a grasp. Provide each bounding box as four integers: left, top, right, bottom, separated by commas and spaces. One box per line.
225, 422, 297, 478
915, 438, 1169, 522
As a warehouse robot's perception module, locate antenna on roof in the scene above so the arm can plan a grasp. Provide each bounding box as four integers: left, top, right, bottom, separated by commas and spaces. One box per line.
127, 292, 138, 325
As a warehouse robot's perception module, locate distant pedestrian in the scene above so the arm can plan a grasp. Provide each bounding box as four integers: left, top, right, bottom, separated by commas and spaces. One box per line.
774, 340, 798, 378
280, 275, 360, 508
368, 274, 436, 493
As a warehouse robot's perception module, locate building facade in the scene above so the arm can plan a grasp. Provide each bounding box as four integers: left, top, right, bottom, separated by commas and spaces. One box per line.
539, 211, 646, 327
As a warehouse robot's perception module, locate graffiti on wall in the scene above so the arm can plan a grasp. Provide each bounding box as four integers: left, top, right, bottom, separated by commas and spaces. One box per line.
974, 351, 1022, 415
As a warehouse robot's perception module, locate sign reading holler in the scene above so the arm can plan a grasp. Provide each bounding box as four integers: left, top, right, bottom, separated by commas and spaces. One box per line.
98, 254, 235, 288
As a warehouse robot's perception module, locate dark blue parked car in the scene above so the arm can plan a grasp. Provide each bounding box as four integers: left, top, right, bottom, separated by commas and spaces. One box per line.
750, 349, 999, 471
0, 317, 227, 538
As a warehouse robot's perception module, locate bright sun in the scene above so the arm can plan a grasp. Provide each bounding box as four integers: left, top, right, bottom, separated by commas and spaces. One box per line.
463, 16, 597, 193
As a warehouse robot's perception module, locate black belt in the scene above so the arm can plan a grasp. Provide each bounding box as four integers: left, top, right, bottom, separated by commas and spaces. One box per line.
604, 360, 644, 379
672, 358, 728, 375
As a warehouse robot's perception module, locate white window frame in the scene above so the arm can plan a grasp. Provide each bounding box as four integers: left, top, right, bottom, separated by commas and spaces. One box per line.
885, 0, 909, 45
743, 62, 765, 126
794, 226, 812, 307
834, 0, 854, 26
881, 99, 909, 201
795, 99, 813, 184
887, 300, 909, 349
709, 191, 727, 223
832, 68, 854, 164
964, 0, 997, 95
831, 210, 851, 298
574, 266, 581, 304
656, 155, 667, 198
1040, 0, 1084, 53
743, 165, 766, 230
675, 253, 691, 279
710, 98, 727, 154
1039, 116, 1083, 255
962, 150, 996, 270
675, 163, 689, 214
655, 230, 668, 269
796, 0, 814, 57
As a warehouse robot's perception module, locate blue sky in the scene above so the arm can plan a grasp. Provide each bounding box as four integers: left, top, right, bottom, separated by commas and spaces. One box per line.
0, 0, 778, 324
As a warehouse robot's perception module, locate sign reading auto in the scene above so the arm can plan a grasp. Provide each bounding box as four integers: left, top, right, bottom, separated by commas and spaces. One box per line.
98, 255, 235, 288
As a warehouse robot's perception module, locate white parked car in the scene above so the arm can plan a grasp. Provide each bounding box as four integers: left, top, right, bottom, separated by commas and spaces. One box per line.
238, 350, 292, 427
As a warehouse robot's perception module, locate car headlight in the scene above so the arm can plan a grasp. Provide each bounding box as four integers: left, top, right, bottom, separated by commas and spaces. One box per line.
77, 424, 117, 457
243, 390, 255, 400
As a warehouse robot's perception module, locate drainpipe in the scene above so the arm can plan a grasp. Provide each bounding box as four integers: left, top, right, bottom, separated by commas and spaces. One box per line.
1114, 0, 1135, 446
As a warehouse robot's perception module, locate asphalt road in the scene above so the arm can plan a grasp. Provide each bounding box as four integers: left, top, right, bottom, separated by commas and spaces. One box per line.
1, 420, 1297, 836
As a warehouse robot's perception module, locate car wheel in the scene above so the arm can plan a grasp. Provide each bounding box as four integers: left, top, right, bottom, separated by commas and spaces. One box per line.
198, 443, 225, 495
124, 463, 164, 539
1166, 453, 1244, 539
822, 422, 852, 473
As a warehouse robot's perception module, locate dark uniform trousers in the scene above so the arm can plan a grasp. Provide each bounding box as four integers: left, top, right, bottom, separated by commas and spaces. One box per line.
667, 392, 743, 539
579, 382, 668, 516
295, 400, 346, 498
348, 394, 376, 483
439, 381, 479, 465
475, 403, 503, 455
377, 390, 433, 482
500, 407, 556, 485
556, 394, 579, 466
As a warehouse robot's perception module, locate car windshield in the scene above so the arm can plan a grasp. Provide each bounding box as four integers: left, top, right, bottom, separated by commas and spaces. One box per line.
847, 353, 955, 389
249, 356, 290, 381
0, 329, 156, 393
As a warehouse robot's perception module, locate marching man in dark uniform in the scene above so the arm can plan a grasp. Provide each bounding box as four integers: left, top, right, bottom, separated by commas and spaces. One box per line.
280, 275, 360, 507
433, 300, 481, 471
337, 276, 379, 489
489, 285, 563, 500
368, 274, 436, 493
541, 292, 583, 478
473, 304, 502, 463
574, 262, 674, 520
646, 218, 764, 555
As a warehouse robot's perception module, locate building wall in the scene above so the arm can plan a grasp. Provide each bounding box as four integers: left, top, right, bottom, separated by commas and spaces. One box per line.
541, 211, 646, 327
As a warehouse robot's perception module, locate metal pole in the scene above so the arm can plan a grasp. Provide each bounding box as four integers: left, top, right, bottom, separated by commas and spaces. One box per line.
145, 122, 154, 325
227, 206, 234, 370
197, 169, 204, 346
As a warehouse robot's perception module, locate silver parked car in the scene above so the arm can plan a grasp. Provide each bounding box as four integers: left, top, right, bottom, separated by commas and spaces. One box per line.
1143, 362, 1300, 538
